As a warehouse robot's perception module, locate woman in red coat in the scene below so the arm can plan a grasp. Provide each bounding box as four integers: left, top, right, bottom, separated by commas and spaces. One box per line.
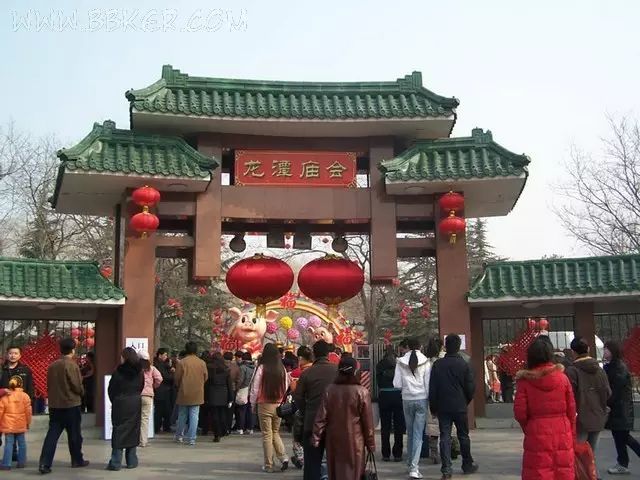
514, 338, 576, 480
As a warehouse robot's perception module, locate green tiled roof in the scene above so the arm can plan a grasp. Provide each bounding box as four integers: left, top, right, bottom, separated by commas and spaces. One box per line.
126, 65, 459, 120
380, 128, 530, 182
468, 254, 640, 301
57, 120, 218, 178
0, 258, 125, 303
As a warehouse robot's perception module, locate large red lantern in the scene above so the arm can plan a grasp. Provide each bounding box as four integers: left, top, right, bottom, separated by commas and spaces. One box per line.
132, 185, 161, 208
129, 211, 159, 238
226, 254, 294, 317
297, 255, 365, 318
438, 191, 464, 215
439, 211, 466, 244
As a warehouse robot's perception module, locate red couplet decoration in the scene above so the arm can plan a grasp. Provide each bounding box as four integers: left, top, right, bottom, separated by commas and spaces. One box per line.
129, 211, 160, 238
439, 211, 466, 244
438, 191, 465, 215
85, 327, 95, 338
297, 254, 365, 318
84, 337, 95, 349
538, 318, 549, 331
71, 328, 81, 339
132, 185, 161, 208
226, 254, 294, 317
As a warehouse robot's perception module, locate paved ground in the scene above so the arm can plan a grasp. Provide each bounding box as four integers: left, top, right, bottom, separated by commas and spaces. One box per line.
2, 428, 633, 479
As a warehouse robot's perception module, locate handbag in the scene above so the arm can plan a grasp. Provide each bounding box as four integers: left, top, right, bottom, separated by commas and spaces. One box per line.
361, 449, 378, 480
276, 392, 296, 418
235, 387, 249, 406
574, 441, 597, 480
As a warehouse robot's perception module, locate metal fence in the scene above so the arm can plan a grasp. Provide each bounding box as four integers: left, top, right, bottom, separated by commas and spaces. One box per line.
1, 320, 96, 354
595, 313, 640, 344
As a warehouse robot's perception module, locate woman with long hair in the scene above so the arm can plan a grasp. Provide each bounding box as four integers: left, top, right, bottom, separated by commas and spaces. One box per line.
138, 351, 162, 447
249, 343, 290, 473
205, 352, 233, 443
312, 356, 375, 480
393, 337, 431, 479
603, 340, 640, 475
107, 347, 144, 471
514, 337, 576, 479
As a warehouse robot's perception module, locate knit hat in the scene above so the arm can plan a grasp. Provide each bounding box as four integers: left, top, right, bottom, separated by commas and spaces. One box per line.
138, 350, 150, 360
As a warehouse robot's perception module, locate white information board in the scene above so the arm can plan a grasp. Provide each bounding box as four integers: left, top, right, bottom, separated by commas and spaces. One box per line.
125, 338, 149, 353
103, 375, 154, 441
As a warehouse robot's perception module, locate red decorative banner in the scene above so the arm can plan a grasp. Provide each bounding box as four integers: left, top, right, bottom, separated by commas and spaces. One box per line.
235, 150, 357, 187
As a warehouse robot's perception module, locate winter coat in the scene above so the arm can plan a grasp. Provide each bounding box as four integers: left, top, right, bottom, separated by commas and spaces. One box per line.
249, 364, 290, 405
604, 359, 635, 431
514, 363, 576, 480
0, 388, 32, 433
293, 358, 338, 433
153, 359, 174, 399
312, 384, 375, 480
393, 350, 430, 400
376, 356, 400, 392
237, 361, 256, 390
206, 364, 233, 407
225, 360, 241, 392
0, 363, 34, 401
429, 353, 475, 415
142, 366, 163, 397
108, 362, 144, 450
47, 356, 84, 409
565, 356, 611, 432
175, 354, 208, 406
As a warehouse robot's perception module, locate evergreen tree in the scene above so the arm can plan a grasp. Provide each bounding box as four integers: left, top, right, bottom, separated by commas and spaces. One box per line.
466, 218, 502, 284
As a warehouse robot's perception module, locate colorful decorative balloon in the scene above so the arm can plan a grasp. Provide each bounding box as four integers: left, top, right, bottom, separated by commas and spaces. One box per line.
295, 317, 309, 330
308, 315, 322, 328
287, 328, 300, 341
279, 316, 293, 330
266, 322, 278, 334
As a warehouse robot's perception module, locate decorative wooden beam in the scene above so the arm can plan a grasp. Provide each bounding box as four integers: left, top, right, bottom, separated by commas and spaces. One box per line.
396, 237, 436, 258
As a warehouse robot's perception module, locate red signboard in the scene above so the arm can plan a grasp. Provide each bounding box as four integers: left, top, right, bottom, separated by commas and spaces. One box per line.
235, 150, 357, 187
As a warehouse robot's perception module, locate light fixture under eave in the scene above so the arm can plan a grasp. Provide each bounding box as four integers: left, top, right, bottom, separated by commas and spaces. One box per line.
229, 233, 247, 253
522, 301, 541, 309
167, 183, 187, 191
331, 236, 348, 253
37, 303, 56, 311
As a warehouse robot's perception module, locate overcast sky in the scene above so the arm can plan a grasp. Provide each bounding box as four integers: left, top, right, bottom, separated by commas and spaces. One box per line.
2, 0, 639, 261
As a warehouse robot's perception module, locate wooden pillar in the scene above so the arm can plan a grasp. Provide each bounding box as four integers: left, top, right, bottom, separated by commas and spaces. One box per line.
94, 308, 119, 427
470, 307, 486, 418
574, 302, 596, 356
368, 137, 397, 282
194, 134, 222, 279
435, 200, 473, 424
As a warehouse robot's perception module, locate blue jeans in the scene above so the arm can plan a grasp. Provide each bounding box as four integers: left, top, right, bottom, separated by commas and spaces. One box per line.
109, 447, 138, 469
175, 405, 200, 443
2, 433, 26, 467
403, 399, 427, 472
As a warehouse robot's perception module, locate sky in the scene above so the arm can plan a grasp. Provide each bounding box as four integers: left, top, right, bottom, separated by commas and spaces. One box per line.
1, 0, 639, 261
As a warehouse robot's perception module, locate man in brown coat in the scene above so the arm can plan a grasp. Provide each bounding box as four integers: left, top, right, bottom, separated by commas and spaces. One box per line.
38, 338, 89, 475
293, 340, 338, 480
174, 341, 208, 445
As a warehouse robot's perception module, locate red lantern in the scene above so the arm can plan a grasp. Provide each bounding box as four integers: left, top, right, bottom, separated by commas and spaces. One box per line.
297, 255, 365, 318
538, 318, 549, 331
439, 211, 466, 244
129, 211, 159, 238
391, 278, 401, 287
84, 337, 95, 349
85, 327, 95, 338
527, 318, 537, 329
100, 265, 112, 278
438, 191, 464, 215
400, 318, 409, 328
132, 185, 161, 208
198, 286, 207, 296
71, 328, 81, 339
225, 254, 294, 317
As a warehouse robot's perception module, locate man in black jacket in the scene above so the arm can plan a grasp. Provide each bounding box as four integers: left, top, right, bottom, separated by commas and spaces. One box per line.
153, 348, 174, 433
293, 340, 337, 480
429, 334, 478, 479
376, 346, 404, 462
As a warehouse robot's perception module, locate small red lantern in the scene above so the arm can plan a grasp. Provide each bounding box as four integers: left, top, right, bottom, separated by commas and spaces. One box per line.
297, 255, 365, 318
71, 328, 81, 339
100, 265, 113, 278
225, 254, 294, 317
198, 286, 207, 296
439, 211, 466, 244
85, 327, 95, 338
538, 318, 549, 331
527, 318, 537, 330
438, 191, 464, 215
391, 278, 401, 287
84, 337, 95, 349
132, 185, 161, 208
400, 318, 409, 328
129, 211, 159, 238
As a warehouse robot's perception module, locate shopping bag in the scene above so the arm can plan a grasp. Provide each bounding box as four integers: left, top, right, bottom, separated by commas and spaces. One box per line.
574, 441, 597, 480
361, 449, 378, 480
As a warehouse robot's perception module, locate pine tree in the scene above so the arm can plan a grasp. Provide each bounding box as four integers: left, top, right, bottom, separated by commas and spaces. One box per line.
467, 218, 502, 284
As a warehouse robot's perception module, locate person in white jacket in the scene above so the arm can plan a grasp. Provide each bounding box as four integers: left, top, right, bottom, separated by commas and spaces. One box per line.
394, 338, 431, 480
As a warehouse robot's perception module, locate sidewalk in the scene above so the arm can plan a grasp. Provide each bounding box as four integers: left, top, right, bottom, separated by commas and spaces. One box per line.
3, 428, 629, 479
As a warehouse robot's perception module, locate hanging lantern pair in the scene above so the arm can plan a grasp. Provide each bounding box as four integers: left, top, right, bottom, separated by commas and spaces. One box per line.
438, 191, 466, 244
129, 185, 161, 238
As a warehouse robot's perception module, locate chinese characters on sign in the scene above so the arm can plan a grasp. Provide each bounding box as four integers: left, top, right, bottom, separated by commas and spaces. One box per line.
235, 150, 357, 187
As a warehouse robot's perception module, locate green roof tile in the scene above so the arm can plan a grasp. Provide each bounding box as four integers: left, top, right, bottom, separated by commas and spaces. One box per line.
0, 258, 125, 303
125, 65, 459, 121
380, 128, 530, 182
468, 254, 640, 301
57, 120, 218, 178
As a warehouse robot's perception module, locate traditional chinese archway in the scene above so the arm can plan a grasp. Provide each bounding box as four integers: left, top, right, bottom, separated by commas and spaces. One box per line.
51, 65, 530, 426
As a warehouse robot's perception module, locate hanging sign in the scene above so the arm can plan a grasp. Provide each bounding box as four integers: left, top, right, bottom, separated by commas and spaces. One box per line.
235, 150, 357, 187
125, 337, 148, 352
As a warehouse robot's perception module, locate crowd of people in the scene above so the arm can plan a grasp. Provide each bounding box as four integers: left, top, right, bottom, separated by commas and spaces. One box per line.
0, 331, 637, 479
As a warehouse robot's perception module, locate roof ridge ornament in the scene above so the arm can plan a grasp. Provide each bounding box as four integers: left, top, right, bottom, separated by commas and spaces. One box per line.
397, 71, 423, 90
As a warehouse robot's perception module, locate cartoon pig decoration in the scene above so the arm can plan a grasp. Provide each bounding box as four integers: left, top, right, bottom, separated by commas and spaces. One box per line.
308, 325, 334, 344
228, 307, 278, 354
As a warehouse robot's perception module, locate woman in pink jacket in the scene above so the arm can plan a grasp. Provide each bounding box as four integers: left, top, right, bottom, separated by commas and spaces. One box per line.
138, 351, 162, 447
